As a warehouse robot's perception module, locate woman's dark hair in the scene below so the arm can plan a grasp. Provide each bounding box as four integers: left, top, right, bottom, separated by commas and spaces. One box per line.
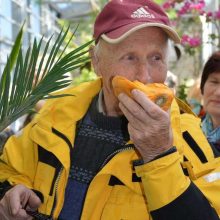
200, 51, 220, 94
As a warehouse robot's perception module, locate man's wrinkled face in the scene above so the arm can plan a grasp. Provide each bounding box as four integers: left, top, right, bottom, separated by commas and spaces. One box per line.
91, 27, 168, 115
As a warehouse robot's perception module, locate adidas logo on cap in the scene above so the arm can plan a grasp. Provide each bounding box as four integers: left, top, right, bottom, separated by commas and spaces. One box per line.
131, 7, 155, 19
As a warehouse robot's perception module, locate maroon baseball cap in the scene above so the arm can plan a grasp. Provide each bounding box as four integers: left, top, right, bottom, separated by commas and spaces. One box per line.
94, 0, 180, 44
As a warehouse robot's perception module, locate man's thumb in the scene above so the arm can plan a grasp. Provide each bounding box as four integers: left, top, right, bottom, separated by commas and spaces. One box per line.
26, 191, 42, 210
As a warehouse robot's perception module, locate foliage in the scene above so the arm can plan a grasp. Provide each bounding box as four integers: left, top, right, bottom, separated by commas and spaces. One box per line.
162, 0, 220, 52
0, 26, 92, 132
57, 20, 79, 50
72, 65, 97, 85
181, 34, 202, 56
176, 78, 190, 102
160, 0, 220, 85
34, 0, 107, 86
3, 24, 24, 75
57, 20, 98, 85
57, 0, 107, 85
205, 9, 220, 48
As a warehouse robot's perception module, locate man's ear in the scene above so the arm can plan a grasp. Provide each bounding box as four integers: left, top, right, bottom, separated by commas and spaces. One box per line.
89, 45, 99, 75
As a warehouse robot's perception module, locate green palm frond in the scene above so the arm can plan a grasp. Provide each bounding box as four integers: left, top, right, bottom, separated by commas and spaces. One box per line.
0, 24, 24, 92
0, 26, 93, 132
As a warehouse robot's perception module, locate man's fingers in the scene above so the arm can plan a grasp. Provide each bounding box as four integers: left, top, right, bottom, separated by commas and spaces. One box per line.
118, 93, 149, 123
118, 101, 144, 131
4, 189, 20, 216
0, 196, 13, 218
131, 89, 167, 119
9, 186, 28, 215
15, 209, 33, 219
118, 90, 164, 121
1, 197, 31, 220
27, 191, 41, 210
0, 185, 40, 220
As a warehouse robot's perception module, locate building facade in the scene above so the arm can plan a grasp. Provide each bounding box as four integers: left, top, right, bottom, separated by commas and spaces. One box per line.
0, 0, 60, 74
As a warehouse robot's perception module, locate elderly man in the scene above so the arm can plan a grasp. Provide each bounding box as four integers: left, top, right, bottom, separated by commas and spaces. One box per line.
0, 0, 220, 220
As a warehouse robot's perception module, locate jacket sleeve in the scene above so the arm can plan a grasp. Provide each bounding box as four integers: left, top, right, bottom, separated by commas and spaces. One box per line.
135, 151, 219, 220
0, 122, 38, 196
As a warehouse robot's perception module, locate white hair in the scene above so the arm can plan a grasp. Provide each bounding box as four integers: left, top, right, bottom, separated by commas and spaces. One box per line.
93, 40, 102, 58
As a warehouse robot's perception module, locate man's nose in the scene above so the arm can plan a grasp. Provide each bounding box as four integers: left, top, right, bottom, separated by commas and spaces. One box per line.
136, 63, 152, 84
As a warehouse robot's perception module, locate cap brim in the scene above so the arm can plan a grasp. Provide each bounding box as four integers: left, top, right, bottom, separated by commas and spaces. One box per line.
101, 22, 181, 44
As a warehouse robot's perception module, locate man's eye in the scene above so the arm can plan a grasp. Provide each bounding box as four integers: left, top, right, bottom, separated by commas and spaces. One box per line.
152, 55, 161, 61
124, 55, 136, 61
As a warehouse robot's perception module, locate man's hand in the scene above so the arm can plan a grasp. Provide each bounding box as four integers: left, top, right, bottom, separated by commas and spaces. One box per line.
0, 184, 41, 220
118, 89, 173, 163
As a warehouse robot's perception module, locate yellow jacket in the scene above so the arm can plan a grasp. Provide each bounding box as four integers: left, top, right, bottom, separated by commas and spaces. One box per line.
0, 79, 220, 219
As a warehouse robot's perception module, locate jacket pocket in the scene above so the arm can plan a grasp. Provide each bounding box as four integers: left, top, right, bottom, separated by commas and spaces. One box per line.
33, 161, 55, 215
101, 185, 150, 220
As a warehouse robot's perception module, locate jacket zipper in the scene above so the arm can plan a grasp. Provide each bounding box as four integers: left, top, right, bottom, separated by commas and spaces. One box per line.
50, 167, 63, 219
27, 145, 134, 220
51, 127, 73, 219
99, 145, 134, 171
28, 166, 63, 220
51, 126, 134, 218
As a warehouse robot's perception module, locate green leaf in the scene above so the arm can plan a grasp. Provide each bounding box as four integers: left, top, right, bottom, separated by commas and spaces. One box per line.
154, 0, 165, 5
0, 26, 93, 133
0, 23, 24, 91
167, 9, 177, 20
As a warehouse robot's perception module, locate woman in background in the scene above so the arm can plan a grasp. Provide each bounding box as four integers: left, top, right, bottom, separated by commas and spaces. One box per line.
200, 51, 220, 151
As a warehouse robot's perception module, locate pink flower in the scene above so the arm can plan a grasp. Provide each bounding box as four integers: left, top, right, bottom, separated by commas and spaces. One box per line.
199, 10, 205, 15
181, 35, 201, 48
170, 21, 177, 26
178, 2, 191, 16
190, 2, 205, 11
178, 0, 206, 16
206, 11, 213, 18
181, 35, 190, 45
214, 10, 220, 19
188, 37, 201, 47
162, 0, 175, 10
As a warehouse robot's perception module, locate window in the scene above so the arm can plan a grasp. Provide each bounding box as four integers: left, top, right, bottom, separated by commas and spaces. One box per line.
0, 0, 12, 40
